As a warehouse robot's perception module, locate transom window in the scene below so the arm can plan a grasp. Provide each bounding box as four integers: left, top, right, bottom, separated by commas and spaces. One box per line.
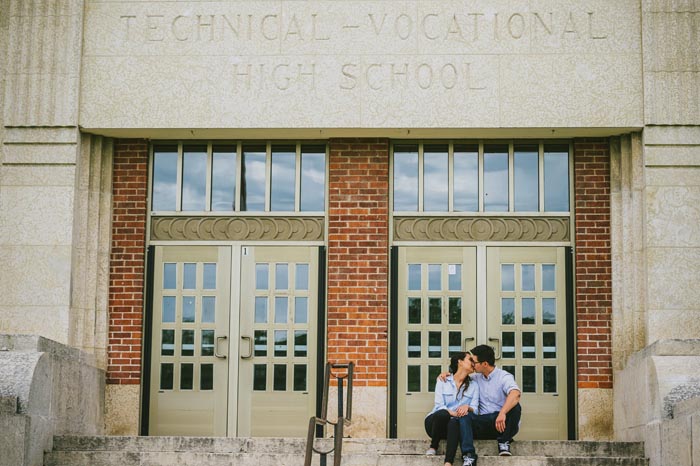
151, 142, 327, 213
392, 142, 570, 213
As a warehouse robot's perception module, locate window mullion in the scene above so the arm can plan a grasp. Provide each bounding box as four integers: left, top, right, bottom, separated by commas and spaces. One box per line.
176, 142, 183, 211
508, 142, 514, 213
538, 141, 545, 213
418, 143, 424, 212
478, 142, 484, 212
235, 142, 242, 212
205, 142, 213, 212
448, 142, 454, 212
265, 142, 272, 212
295, 143, 301, 212
569, 142, 575, 214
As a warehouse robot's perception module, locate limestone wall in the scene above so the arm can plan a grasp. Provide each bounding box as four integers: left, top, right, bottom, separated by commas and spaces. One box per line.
640, 1, 700, 347
612, 0, 700, 459
0, 1, 83, 346
0, 1, 114, 366
79, 0, 643, 133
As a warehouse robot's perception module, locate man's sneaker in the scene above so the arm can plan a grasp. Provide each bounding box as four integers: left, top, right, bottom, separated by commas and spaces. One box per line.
462, 453, 477, 466
498, 441, 512, 456
425, 448, 436, 456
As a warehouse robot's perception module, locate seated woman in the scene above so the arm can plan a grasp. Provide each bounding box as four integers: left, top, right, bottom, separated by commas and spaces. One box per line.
424, 352, 480, 466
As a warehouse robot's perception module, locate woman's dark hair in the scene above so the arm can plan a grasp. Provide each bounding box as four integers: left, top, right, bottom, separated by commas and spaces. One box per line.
448, 352, 471, 398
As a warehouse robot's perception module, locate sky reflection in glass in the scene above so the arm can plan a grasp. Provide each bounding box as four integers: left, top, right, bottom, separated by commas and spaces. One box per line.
544, 145, 570, 212
152, 145, 178, 211
301, 146, 325, 212
211, 145, 236, 211
514, 145, 539, 212
393, 145, 418, 211
454, 145, 478, 212
241, 146, 266, 211
271, 145, 296, 211
182, 145, 207, 211
484, 145, 509, 212
423, 145, 448, 211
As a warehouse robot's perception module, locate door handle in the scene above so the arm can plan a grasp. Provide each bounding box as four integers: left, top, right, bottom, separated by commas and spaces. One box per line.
488, 337, 502, 360
463, 337, 475, 351
241, 335, 253, 359
215, 336, 228, 359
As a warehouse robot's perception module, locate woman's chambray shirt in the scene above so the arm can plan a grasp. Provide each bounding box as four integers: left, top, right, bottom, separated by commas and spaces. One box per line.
426, 374, 480, 417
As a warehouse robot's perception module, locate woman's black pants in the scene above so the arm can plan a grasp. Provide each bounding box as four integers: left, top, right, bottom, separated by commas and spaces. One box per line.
424, 409, 461, 464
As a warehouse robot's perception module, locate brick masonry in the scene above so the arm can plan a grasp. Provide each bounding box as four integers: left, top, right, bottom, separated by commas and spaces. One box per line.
326, 138, 390, 387
573, 139, 613, 389
108, 139, 149, 385
106, 137, 612, 392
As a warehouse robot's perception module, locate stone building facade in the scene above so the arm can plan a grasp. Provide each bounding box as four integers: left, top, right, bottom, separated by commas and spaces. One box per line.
0, 1, 699, 464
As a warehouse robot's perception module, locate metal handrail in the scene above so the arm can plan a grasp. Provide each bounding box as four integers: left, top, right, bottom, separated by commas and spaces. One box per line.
304, 362, 354, 466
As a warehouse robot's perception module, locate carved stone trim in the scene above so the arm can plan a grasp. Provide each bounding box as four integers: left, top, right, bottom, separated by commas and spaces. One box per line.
393, 217, 570, 242
151, 216, 324, 241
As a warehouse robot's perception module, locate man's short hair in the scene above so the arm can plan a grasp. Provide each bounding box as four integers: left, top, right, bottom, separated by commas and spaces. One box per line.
471, 344, 496, 367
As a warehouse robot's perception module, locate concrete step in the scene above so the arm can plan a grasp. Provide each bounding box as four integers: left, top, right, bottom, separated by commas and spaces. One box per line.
51, 436, 646, 458
46, 437, 648, 466
45, 452, 648, 466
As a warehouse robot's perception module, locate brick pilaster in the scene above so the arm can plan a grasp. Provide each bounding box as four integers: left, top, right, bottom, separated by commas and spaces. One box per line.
327, 138, 390, 387
574, 139, 613, 389
108, 139, 149, 385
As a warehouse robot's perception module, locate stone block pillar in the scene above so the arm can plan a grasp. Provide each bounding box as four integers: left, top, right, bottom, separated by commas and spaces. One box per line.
613, 2, 700, 465
0, 0, 112, 361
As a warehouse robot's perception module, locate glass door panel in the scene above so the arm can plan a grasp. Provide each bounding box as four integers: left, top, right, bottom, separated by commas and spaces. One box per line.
149, 246, 231, 435
487, 247, 568, 440
397, 247, 477, 438
237, 246, 318, 436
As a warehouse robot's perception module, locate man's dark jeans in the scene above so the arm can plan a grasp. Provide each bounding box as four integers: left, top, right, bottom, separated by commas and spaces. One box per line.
458, 403, 522, 456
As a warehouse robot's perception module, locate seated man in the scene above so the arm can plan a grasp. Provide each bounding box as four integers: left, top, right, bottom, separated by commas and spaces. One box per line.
440, 344, 521, 466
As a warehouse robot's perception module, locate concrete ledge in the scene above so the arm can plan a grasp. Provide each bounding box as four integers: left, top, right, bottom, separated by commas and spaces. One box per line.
0, 413, 29, 466
628, 339, 700, 361
675, 396, 700, 417
615, 340, 700, 466
0, 396, 18, 415
0, 334, 98, 367
644, 125, 700, 145
0, 334, 104, 466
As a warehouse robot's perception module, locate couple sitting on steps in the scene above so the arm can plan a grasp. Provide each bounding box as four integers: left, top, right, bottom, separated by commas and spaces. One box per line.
424, 345, 522, 466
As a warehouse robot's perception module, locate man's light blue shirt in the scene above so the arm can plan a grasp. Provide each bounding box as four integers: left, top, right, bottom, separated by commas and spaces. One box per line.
472, 367, 520, 414
427, 374, 480, 416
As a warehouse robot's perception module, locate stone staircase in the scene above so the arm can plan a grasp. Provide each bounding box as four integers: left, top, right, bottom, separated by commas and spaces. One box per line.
45, 436, 648, 466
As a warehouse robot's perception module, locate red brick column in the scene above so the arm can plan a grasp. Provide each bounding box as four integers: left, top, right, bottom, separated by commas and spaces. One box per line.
108, 139, 149, 385
574, 139, 613, 389
327, 138, 390, 387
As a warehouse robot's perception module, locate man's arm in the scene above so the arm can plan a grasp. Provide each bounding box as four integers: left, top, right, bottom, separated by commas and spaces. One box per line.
432, 379, 447, 411
495, 389, 521, 433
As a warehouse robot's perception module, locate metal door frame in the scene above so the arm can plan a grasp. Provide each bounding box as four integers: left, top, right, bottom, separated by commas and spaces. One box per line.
141, 244, 326, 437
389, 245, 576, 439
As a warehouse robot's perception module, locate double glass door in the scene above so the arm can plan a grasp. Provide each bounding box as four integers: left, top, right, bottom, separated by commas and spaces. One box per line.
397, 246, 569, 439
149, 245, 318, 437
